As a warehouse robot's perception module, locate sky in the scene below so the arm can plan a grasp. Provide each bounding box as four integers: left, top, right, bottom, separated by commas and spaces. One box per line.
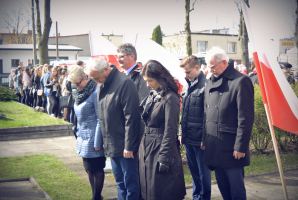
0, 0, 296, 57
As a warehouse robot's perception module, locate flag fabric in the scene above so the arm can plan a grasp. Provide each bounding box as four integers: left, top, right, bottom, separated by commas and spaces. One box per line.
89, 31, 120, 70
123, 34, 188, 91
241, 0, 298, 135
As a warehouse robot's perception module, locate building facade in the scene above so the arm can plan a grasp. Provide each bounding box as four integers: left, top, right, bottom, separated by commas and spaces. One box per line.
279, 38, 295, 55
0, 30, 34, 44
48, 33, 123, 60
0, 44, 82, 74
163, 30, 241, 62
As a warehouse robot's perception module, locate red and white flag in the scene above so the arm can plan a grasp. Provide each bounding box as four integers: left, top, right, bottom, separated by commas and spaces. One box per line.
242, 0, 298, 135
89, 30, 120, 70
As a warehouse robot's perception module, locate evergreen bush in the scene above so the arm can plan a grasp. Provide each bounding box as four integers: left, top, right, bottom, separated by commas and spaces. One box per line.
152, 25, 162, 45
251, 84, 271, 153
0, 86, 17, 101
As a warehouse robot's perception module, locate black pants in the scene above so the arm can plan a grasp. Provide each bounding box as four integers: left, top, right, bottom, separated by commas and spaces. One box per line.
35, 95, 42, 108
42, 95, 47, 111
48, 92, 59, 117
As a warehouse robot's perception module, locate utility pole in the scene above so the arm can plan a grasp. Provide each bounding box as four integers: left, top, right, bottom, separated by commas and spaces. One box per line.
31, 0, 37, 66
56, 21, 59, 60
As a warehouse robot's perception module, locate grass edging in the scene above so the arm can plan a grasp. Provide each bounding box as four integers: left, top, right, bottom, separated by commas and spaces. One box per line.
0, 154, 93, 200
30, 176, 53, 200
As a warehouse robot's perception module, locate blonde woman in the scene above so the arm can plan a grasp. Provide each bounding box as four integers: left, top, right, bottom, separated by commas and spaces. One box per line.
68, 65, 105, 200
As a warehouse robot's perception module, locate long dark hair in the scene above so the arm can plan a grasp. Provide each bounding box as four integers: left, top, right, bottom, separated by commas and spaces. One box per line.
141, 60, 180, 97
24, 66, 31, 78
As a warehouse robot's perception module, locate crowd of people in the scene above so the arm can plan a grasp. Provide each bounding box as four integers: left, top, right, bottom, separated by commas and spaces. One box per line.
8, 59, 83, 122
6, 44, 296, 200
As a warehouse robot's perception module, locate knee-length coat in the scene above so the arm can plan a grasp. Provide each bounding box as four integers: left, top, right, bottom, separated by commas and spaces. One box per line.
139, 90, 186, 200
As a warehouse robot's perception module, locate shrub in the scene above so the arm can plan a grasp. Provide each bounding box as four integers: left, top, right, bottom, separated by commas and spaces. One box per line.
0, 86, 17, 101
152, 25, 162, 45
251, 84, 271, 153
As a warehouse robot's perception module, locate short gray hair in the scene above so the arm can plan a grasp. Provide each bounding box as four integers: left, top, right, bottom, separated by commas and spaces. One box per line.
85, 58, 109, 74
117, 43, 137, 61
205, 46, 229, 64
68, 65, 86, 83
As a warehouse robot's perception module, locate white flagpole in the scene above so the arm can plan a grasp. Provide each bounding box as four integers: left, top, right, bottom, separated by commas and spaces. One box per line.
264, 103, 289, 200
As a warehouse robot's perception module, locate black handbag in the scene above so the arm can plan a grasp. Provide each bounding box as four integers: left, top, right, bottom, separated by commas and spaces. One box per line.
59, 95, 74, 108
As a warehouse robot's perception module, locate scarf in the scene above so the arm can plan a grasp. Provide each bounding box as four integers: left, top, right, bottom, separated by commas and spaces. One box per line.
73, 79, 97, 105
142, 88, 162, 117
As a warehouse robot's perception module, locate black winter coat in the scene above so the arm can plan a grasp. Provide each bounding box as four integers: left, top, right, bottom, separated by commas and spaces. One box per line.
127, 64, 150, 104
180, 72, 206, 146
139, 90, 186, 200
203, 60, 254, 168
97, 67, 140, 157
34, 75, 41, 90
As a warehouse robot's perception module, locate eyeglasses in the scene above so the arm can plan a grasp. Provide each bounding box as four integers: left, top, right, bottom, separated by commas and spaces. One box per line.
74, 79, 83, 86
117, 54, 130, 59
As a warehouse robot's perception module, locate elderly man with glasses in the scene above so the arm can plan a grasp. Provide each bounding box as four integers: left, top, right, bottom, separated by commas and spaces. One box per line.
116, 43, 150, 104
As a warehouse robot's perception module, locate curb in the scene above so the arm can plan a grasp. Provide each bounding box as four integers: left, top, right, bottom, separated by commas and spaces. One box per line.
0, 124, 73, 141
184, 167, 298, 188
0, 176, 53, 200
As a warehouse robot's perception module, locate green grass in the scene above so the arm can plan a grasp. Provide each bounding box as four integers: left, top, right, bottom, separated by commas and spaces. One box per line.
182, 150, 298, 185
0, 154, 92, 200
0, 101, 68, 128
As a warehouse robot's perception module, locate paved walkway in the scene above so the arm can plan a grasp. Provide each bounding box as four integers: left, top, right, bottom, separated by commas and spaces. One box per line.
0, 136, 297, 200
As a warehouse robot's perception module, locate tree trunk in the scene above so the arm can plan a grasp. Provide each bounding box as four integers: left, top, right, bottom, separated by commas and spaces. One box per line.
239, 0, 249, 68
295, 0, 298, 63
185, 0, 192, 56
35, 0, 52, 65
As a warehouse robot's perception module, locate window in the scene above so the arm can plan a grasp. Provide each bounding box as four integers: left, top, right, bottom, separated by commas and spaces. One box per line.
227, 42, 236, 53
11, 59, 20, 68
22, 37, 26, 44
197, 41, 207, 52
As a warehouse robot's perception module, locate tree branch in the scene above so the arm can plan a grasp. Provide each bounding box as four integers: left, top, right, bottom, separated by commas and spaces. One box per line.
189, 0, 198, 12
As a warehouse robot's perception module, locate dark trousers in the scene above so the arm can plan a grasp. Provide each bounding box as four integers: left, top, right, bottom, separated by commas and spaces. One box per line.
215, 166, 246, 200
35, 95, 42, 108
24, 89, 30, 106
42, 95, 47, 111
18, 95, 22, 103
184, 144, 211, 200
110, 152, 139, 200
48, 92, 59, 117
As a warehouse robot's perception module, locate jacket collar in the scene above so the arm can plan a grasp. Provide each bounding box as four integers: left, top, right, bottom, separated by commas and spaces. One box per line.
209, 59, 234, 90
100, 65, 117, 89
186, 71, 204, 88
128, 63, 142, 78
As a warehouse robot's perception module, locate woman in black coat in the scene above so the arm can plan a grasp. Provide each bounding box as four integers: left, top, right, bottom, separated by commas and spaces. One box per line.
139, 60, 186, 200
33, 66, 42, 108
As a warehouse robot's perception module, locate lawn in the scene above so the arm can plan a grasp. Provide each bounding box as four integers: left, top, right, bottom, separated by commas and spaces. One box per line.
0, 154, 92, 200
0, 101, 68, 128
181, 148, 298, 185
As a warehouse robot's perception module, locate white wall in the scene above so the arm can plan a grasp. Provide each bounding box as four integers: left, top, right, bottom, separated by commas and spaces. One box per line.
0, 50, 78, 73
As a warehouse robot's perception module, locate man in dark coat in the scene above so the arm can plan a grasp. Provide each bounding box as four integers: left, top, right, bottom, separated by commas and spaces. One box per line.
117, 43, 150, 104
86, 58, 141, 200
179, 55, 211, 200
204, 47, 254, 200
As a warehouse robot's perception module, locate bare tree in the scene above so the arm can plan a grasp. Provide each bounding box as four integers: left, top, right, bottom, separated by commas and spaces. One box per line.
185, 0, 197, 56
35, 0, 52, 65
295, 0, 298, 48
1, 8, 31, 44
236, 0, 249, 68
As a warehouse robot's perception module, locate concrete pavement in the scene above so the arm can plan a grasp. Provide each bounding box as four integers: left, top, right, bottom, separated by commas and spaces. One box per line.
0, 136, 297, 200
